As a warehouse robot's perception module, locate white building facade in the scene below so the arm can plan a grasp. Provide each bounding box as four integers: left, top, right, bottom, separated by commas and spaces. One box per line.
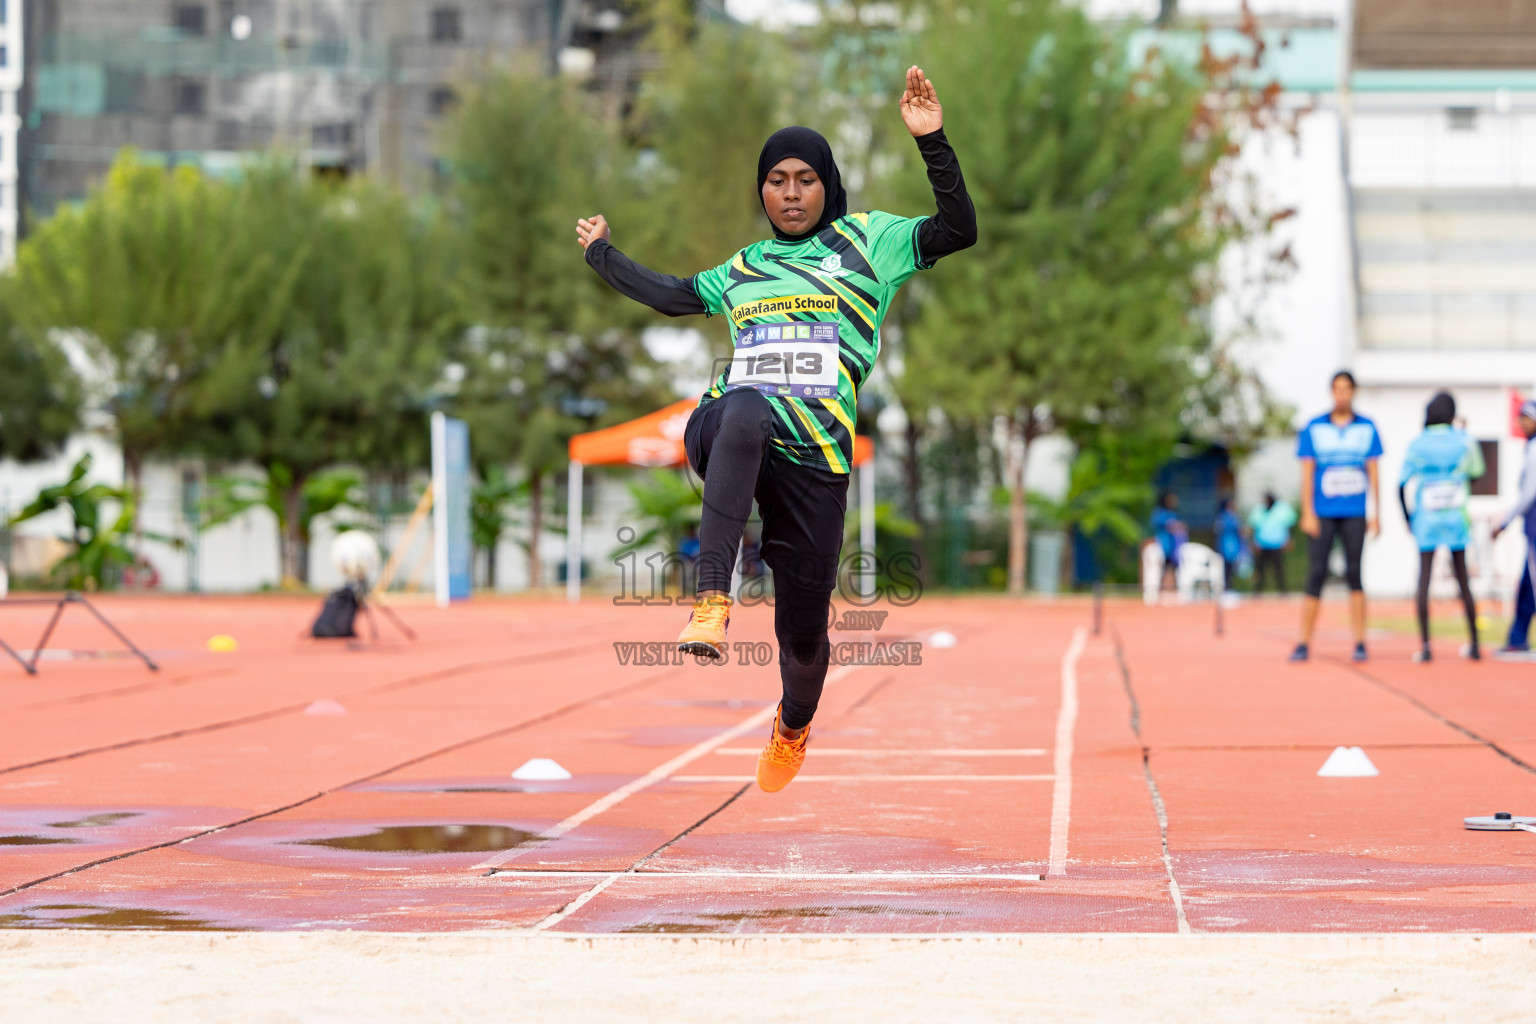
1200, 1, 1536, 602
0, 0, 22, 266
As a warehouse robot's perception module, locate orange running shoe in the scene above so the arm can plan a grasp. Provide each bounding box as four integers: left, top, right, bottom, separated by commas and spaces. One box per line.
755, 708, 809, 793
677, 594, 731, 660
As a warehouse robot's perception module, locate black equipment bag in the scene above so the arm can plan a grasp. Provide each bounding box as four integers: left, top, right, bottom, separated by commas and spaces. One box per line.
311, 586, 360, 638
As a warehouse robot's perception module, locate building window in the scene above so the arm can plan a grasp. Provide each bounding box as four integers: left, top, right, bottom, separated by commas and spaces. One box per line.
175, 79, 207, 115
1472, 440, 1500, 497
312, 122, 354, 148
428, 87, 457, 117
1447, 106, 1477, 131
431, 6, 461, 42
175, 4, 207, 35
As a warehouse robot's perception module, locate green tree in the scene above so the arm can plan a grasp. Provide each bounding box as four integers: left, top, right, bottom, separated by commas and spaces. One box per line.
9, 455, 141, 589
0, 296, 81, 463
202, 166, 455, 585
626, 13, 801, 329
10, 153, 294, 544
199, 467, 368, 585
443, 70, 667, 589
899, 0, 1263, 593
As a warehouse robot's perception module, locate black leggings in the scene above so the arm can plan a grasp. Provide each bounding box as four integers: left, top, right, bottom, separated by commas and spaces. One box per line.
1304, 516, 1366, 597
1254, 547, 1286, 594
684, 389, 849, 730
1416, 548, 1478, 647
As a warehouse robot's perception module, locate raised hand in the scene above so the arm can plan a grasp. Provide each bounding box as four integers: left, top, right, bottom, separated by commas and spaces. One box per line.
899, 65, 943, 138
576, 215, 611, 250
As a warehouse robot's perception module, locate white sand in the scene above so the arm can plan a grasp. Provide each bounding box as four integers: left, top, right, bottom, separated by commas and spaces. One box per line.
3, 931, 1534, 1023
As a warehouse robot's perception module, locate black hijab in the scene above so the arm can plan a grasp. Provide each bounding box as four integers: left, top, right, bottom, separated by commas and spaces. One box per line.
757, 126, 848, 242
1425, 392, 1455, 427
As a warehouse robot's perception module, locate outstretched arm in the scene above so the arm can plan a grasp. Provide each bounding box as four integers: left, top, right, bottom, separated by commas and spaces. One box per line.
577, 215, 707, 318
900, 66, 977, 265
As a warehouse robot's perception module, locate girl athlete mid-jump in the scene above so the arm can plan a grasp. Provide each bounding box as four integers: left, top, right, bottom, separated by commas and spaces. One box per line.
576, 66, 976, 792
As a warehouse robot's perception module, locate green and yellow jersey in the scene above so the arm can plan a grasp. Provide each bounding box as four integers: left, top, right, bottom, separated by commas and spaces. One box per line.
691, 211, 930, 475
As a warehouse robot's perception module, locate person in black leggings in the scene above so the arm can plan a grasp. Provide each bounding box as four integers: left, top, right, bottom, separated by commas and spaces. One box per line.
576, 66, 976, 791
1399, 392, 1485, 661
1291, 372, 1383, 663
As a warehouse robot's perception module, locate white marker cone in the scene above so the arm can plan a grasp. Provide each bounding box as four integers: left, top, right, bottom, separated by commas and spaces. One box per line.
929, 630, 958, 649
304, 698, 348, 716
1317, 745, 1378, 777
512, 758, 572, 781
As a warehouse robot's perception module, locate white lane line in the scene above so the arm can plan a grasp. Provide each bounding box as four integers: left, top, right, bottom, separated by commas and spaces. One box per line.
712, 748, 1048, 757
672, 774, 1055, 783
1047, 627, 1088, 878
529, 872, 624, 931
492, 869, 1044, 881
471, 664, 861, 871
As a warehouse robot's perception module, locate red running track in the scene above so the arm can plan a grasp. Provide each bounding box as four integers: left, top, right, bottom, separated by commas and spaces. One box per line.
0, 592, 1532, 934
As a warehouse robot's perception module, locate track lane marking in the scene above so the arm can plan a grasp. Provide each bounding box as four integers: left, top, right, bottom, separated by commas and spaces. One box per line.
1047, 627, 1087, 878
711, 748, 1048, 756
472, 663, 867, 871
474, 626, 950, 873
0, 667, 675, 900
495, 870, 1044, 881
672, 774, 1054, 783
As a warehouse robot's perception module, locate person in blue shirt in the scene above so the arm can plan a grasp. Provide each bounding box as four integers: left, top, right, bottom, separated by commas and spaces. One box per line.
1291, 371, 1383, 663
1150, 492, 1187, 593
1398, 392, 1485, 662
1247, 491, 1296, 594
1491, 399, 1536, 659
1215, 497, 1245, 590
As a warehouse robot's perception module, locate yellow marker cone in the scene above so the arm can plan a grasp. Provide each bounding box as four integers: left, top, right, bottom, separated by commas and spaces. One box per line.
207, 634, 238, 653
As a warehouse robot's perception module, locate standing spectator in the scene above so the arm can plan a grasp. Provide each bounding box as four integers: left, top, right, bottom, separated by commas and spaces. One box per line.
1215, 497, 1245, 590
1248, 491, 1296, 595
1150, 492, 1187, 592
1399, 392, 1484, 662
1291, 371, 1383, 663
1492, 399, 1536, 660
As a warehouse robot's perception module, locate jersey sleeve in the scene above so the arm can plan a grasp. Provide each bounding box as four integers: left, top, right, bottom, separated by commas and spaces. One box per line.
862, 211, 928, 288
1367, 422, 1384, 459
1465, 435, 1487, 480
1296, 424, 1316, 459
689, 256, 736, 317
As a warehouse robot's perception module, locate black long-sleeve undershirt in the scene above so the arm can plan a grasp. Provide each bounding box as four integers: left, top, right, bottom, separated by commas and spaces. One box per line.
913, 128, 977, 265
583, 128, 977, 316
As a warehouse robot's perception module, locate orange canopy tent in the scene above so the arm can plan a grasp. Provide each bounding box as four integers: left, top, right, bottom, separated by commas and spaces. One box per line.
565, 397, 875, 601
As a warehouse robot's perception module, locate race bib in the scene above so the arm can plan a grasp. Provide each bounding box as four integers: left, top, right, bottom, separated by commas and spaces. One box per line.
1419, 481, 1463, 512
724, 322, 841, 400
1320, 465, 1367, 499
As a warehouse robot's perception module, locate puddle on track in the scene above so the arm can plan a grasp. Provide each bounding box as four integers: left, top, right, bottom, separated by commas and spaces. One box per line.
0, 835, 79, 846
289, 824, 544, 854
46, 812, 142, 829
620, 904, 956, 932
0, 904, 240, 931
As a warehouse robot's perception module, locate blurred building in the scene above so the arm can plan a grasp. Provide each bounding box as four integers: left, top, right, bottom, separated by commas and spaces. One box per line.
1148, 0, 1536, 599
13, 0, 654, 218
2, 0, 23, 264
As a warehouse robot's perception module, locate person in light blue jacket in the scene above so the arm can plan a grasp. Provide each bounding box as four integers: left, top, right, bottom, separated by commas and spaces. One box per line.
1398, 392, 1484, 662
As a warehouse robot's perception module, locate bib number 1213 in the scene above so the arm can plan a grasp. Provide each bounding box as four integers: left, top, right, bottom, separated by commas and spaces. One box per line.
726, 321, 841, 399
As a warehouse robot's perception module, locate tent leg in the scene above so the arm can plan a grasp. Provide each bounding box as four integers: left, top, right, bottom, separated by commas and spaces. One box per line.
860, 459, 876, 601
566, 460, 583, 604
